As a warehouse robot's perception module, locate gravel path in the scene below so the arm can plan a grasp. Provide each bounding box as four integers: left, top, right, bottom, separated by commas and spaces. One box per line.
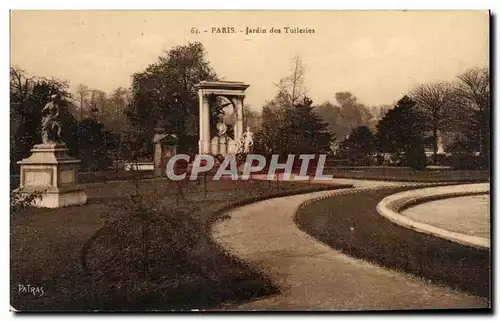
211, 179, 489, 310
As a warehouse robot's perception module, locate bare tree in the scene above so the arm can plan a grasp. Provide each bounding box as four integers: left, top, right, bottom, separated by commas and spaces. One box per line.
289, 55, 305, 104
75, 84, 89, 121
10, 67, 32, 98
455, 67, 490, 111
10, 67, 35, 148
274, 55, 307, 106
410, 82, 453, 165
452, 67, 490, 159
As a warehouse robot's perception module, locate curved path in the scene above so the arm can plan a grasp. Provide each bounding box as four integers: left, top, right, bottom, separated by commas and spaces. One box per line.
211, 179, 488, 310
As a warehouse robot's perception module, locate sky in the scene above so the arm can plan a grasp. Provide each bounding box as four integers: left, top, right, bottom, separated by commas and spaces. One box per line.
10, 10, 489, 111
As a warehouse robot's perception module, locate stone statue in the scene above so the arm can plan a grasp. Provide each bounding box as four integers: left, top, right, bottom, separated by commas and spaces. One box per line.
216, 121, 227, 136
240, 126, 254, 153
41, 94, 64, 144
437, 131, 445, 154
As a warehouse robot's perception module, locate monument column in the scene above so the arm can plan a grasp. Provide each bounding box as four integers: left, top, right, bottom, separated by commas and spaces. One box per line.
234, 96, 244, 141
198, 92, 211, 154
198, 90, 204, 154
232, 98, 238, 143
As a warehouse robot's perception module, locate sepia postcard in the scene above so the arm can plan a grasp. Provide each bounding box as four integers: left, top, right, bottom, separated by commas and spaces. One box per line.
9, 10, 491, 312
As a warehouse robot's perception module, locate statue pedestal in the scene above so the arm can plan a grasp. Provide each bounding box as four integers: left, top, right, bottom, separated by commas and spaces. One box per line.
153, 133, 179, 177
227, 138, 236, 155
211, 136, 220, 155
16, 143, 87, 208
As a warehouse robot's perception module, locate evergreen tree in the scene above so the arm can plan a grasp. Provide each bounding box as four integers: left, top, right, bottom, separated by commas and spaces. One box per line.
376, 95, 427, 169
341, 125, 376, 165
260, 96, 332, 156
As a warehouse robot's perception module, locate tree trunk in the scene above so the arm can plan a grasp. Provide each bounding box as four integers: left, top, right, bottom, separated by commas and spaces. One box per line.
433, 127, 438, 165
80, 96, 84, 121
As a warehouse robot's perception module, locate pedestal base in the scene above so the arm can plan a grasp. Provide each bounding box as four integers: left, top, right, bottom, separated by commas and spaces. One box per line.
17, 186, 87, 208
153, 133, 179, 177
16, 143, 87, 209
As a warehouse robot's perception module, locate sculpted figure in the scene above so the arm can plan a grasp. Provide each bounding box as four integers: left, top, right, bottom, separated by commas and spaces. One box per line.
216, 121, 228, 136
242, 126, 254, 153
41, 94, 64, 144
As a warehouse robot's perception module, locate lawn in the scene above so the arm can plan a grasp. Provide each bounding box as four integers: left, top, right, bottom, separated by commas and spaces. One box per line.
295, 186, 491, 300
11, 177, 350, 311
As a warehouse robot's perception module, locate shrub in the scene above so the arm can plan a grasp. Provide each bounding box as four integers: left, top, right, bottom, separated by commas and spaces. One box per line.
445, 153, 485, 170
406, 146, 428, 170
10, 188, 44, 215
88, 181, 203, 281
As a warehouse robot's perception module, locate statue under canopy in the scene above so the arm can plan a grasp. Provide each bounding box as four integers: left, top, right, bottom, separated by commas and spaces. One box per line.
237, 126, 254, 154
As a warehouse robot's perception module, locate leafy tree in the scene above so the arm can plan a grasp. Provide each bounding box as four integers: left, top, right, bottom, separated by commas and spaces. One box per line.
260, 101, 285, 154
98, 86, 131, 134
76, 119, 119, 171
335, 92, 374, 131
126, 42, 218, 156
341, 125, 376, 165
118, 122, 152, 163
315, 92, 374, 141
376, 95, 427, 169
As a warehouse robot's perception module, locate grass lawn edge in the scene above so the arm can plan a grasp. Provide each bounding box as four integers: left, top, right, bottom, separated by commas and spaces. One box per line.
294, 185, 491, 300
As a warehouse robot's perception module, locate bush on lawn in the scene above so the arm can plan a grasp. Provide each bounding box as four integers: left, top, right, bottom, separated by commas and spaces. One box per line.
406, 146, 428, 170
83, 179, 207, 303
443, 153, 486, 170
10, 188, 44, 216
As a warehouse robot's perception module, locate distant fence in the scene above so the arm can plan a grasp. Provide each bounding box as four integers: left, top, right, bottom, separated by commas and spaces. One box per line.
10, 170, 155, 189
123, 162, 154, 172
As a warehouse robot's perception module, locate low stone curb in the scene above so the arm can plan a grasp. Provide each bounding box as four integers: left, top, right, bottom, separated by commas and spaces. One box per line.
376, 183, 490, 249
295, 181, 450, 213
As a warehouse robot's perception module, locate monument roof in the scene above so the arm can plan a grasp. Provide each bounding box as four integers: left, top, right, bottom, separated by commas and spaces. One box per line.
195, 81, 250, 91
